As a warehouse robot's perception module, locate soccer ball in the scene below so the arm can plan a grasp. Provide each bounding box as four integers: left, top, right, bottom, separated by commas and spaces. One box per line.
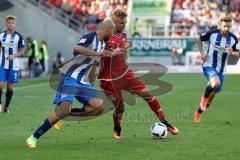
150, 122, 168, 139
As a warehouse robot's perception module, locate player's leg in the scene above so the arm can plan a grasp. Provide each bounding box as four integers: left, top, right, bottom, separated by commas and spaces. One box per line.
207, 73, 224, 109
194, 67, 221, 122
124, 70, 179, 135
112, 97, 124, 139
26, 101, 72, 148
26, 76, 76, 147
100, 81, 125, 138
3, 69, 20, 113
0, 68, 7, 112
0, 82, 3, 112
206, 92, 216, 109
3, 83, 14, 113
70, 83, 105, 116
134, 87, 179, 135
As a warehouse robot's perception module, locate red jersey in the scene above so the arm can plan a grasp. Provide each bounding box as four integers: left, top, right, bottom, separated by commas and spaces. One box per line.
98, 33, 128, 80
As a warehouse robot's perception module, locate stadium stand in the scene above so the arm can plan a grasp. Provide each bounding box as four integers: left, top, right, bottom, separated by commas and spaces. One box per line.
38, 0, 128, 32
0, 0, 13, 11
171, 0, 240, 37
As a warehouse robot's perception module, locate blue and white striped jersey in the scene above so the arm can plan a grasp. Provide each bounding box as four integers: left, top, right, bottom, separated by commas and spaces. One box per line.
200, 29, 238, 74
0, 31, 25, 70
59, 31, 105, 84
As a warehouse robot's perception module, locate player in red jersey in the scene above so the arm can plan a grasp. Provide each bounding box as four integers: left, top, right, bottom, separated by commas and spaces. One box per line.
98, 9, 179, 138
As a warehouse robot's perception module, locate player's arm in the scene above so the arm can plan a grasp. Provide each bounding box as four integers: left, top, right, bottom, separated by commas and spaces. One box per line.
74, 34, 113, 57
226, 50, 240, 57
197, 31, 211, 61
226, 41, 240, 57
74, 45, 112, 57
14, 47, 26, 57
85, 63, 99, 84
7, 36, 26, 60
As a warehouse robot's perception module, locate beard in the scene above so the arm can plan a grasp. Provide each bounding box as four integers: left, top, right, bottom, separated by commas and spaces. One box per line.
104, 36, 110, 42
222, 31, 229, 36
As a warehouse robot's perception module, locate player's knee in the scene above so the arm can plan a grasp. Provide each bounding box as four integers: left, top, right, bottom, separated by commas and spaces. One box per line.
93, 105, 104, 116
55, 102, 71, 119
89, 98, 104, 108
7, 83, 14, 90
115, 105, 125, 113
210, 78, 220, 89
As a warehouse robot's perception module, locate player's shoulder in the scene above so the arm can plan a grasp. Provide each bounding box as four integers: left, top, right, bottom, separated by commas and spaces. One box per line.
14, 31, 24, 39
121, 32, 127, 37
78, 31, 96, 44
81, 31, 96, 40
228, 32, 238, 42
0, 30, 7, 36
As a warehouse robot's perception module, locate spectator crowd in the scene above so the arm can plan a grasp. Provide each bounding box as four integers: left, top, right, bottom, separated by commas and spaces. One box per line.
171, 0, 240, 37
46, 0, 128, 31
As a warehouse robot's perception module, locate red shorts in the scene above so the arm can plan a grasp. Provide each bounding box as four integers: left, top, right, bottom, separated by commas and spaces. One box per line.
99, 70, 146, 107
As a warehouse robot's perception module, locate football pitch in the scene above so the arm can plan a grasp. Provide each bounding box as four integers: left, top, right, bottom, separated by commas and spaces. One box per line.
0, 73, 239, 160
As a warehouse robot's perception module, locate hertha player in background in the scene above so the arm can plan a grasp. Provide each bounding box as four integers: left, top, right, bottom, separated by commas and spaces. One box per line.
194, 15, 240, 123
0, 15, 25, 113
98, 9, 179, 138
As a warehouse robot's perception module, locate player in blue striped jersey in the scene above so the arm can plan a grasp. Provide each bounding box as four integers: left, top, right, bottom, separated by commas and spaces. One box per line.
26, 19, 115, 148
0, 15, 25, 113
194, 16, 240, 122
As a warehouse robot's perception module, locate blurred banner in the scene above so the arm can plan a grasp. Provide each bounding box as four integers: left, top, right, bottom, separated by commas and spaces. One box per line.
132, 0, 168, 16
129, 37, 198, 56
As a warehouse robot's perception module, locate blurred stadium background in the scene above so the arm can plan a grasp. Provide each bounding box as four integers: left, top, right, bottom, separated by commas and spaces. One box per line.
0, 0, 239, 77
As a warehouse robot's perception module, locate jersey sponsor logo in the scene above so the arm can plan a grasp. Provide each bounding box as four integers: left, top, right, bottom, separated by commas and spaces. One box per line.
79, 38, 87, 44
208, 71, 216, 77
1, 41, 14, 48
107, 94, 117, 102
201, 32, 207, 36
60, 93, 68, 99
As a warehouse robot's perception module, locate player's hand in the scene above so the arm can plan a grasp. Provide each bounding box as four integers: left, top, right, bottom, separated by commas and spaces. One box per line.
226, 47, 233, 54
6, 55, 16, 60
200, 52, 208, 61
114, 48, 126, 55
98, 50, 114, 57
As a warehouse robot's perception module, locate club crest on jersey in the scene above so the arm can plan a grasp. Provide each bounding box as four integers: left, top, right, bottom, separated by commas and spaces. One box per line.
201, 32, 207, 36
79, 38, 87, 44
107, 95, 117, 102
60, 93, 68, 99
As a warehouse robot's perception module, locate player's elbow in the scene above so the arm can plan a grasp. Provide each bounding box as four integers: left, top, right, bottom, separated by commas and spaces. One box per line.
94, 107, 104, 116
197, 37, 202, 44
73, 45, 83, 55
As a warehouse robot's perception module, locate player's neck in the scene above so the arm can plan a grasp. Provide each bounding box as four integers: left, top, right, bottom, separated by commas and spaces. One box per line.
220, 31, 229, 37
96, 31, 104, 43
7, 29, 15, 35
113, 32, 121, 36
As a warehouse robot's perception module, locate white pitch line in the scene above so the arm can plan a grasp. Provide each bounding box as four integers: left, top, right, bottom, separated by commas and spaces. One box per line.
2, 83, 49, 91
15, 83, 49, 90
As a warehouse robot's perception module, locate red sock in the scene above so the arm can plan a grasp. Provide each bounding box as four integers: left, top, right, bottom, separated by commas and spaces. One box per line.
113, 113, 123, 127
147, 98, 165, 121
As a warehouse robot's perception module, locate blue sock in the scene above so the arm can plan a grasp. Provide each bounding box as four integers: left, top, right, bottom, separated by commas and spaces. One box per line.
71, 107, 85, 113
5, 89, 13, 108
204, 85, 214, 98
0, 88, 2, 104
33, 119, 53, 139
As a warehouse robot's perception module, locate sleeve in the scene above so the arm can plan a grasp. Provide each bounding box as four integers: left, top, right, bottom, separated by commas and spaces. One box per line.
77, 33, 94, 48
199, 31, 212, 41
232, 37, 239, 52
17, 35, 25, 49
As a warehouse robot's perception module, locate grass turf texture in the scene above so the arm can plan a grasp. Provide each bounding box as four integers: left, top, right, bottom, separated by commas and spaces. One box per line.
0, 74, 239, 160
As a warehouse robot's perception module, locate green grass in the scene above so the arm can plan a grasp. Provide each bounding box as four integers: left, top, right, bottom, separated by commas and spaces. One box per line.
0, 74, 240, 160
